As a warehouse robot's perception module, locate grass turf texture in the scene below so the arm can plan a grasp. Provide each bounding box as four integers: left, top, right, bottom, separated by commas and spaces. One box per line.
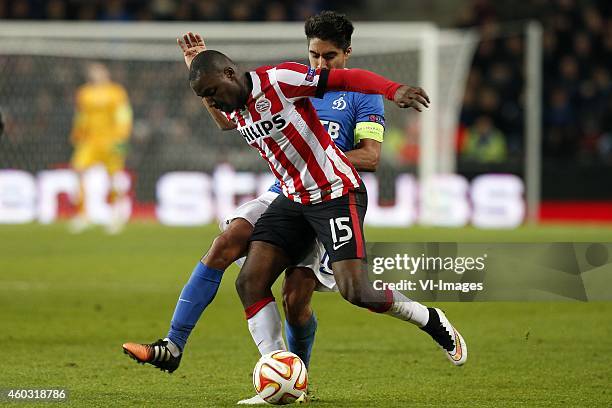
1, 223, 611, 407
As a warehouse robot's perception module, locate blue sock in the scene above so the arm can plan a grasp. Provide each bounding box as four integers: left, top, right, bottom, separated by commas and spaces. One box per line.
285, 313, 317, 369
167, 262, 224, 351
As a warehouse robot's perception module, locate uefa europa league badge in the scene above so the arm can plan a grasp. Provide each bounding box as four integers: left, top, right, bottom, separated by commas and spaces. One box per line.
255, 98, 271, 113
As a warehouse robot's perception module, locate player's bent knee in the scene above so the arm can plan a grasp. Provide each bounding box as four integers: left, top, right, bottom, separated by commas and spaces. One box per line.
235, 264, 269, 301
236, 241, 291, 306
235, 269, 266, 300
204, 220, 253, 269
205, 234, 236, 269
235, 271, 249, 298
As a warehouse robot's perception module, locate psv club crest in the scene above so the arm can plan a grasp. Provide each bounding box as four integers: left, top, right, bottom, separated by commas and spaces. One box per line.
255, 98, 271, 113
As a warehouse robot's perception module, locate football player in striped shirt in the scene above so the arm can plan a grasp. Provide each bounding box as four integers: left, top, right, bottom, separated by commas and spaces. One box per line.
234, 12, 392, 404
123, 18, 466, 380
185, 49, 466, 373
122, 15, 392, 373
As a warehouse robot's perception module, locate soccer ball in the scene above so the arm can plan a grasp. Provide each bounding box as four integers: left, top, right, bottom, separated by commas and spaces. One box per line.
252, 350, 308, 405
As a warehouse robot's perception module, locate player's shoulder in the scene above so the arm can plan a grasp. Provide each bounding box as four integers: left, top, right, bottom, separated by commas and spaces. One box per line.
350, 92, 385, 114
77, 83, 93, 94
253, 65, 274, 74
107, 82, 129, 100
273, 62, 310, 73
76, 84, 95, 103
268, 62, 318, 89
254, 63, 310, 78
254, 62, 307, 74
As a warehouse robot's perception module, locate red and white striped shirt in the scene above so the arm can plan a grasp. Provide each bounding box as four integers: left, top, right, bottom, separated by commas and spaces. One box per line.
225, 62, 402, 205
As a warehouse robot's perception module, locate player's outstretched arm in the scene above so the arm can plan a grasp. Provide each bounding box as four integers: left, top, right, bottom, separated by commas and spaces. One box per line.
391, 84, 430, 112
177, 32, 236, 131
325, 69, 430, 112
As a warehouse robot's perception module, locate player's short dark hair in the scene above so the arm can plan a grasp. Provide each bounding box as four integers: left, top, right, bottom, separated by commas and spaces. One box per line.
0, 110, 4, 137
189, 50, 235, 81
304, 10, 354, 52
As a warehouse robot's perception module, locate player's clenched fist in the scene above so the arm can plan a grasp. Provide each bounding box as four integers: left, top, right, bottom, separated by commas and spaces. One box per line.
177, 32, 207, 68
393, 85, 430, 112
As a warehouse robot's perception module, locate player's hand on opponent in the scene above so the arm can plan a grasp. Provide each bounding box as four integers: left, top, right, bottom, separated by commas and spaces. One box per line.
393, 85, 430, 112
177, 32, 206, 68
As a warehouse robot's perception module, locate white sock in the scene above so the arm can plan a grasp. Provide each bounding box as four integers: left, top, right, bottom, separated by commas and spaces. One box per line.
384, 290, 430, 327
247, 300, 286, 355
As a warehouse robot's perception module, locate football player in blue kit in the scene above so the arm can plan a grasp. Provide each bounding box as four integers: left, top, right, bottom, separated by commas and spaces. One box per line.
274, 11, 388, 374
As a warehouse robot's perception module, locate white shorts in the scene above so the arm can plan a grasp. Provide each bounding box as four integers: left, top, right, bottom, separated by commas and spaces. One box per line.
220, 191, 338, 292
296, 239, 337, 292
219, 191, 279, 231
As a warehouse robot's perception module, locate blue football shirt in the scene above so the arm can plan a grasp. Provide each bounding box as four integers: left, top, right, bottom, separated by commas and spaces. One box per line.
268, 91, 385, 194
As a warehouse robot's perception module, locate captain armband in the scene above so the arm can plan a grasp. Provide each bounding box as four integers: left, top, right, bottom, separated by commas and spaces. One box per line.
354, 121, 384, 144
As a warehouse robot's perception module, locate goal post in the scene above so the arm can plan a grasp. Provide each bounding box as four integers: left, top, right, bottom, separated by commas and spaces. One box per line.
525, 21, 543, 225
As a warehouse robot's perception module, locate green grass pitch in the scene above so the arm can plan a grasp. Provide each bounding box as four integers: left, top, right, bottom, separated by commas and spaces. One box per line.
1, 223, 611, 407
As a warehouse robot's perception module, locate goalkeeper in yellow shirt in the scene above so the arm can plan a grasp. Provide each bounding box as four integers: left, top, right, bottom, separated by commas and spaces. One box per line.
70, 63, 133, 233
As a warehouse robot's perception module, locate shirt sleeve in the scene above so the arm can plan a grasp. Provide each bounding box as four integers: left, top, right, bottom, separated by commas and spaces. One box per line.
326, 68, 402, 101
274, 63, 402, 103
273, 62, 328, 102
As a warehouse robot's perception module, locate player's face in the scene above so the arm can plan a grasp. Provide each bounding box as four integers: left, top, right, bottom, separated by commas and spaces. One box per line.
190, 68, 246, 113
87, 63, 110, 84
308, 38, 351, 70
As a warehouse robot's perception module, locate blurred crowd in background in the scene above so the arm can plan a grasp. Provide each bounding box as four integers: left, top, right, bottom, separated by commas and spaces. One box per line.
457, 0, 612, 164
0, 0, 347, 21
1, 0, 612, 167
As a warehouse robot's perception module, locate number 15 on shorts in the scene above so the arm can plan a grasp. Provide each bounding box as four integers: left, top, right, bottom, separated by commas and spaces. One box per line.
329, 217, 353, 250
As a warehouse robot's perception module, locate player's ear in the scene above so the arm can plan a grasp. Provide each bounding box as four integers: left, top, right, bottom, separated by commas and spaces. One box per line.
223, 66, 235, 79
344, 46, 352, 61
